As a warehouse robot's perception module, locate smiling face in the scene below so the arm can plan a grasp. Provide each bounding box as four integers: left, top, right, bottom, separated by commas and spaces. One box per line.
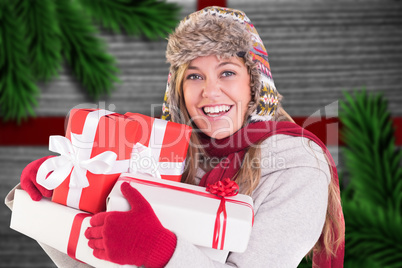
183, 55, 251, 139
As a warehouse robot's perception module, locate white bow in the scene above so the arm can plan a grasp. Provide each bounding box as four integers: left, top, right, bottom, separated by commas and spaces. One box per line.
37, 135, 118, 190
129, 143, 162, 179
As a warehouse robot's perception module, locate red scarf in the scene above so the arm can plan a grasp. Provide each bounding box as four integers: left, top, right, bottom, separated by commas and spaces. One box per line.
199, 121, 345, 267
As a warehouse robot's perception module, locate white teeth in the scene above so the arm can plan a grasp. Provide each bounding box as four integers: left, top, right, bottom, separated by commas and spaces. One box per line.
203, 105, 231, 116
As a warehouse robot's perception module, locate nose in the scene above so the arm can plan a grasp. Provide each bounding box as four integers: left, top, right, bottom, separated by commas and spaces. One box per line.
202, 78, 221, 99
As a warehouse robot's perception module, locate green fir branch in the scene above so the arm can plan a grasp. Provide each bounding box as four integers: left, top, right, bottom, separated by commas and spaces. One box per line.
344, 246, 383, 268
0, 0, 181, 121
78, 0, 180, 39
54, 0, 119, 99
0, 0, 38, 122
340, 90, 402, 212
340, 89, 402, 267
343, 202, 402, 267
13, 0, 62, 81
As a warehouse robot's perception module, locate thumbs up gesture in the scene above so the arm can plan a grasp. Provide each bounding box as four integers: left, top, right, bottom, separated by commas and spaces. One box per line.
85, 182, 177, 267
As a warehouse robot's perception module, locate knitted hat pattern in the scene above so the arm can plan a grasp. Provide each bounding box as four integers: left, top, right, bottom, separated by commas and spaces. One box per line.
161, 6, 279, 123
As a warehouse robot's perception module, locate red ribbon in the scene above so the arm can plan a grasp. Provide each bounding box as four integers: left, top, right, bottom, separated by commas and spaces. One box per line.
67, 213, 91, 261
212, 197, 228, 249
206, 178, 239, 197
207, 178, 239, 249
119, 176, 254, 250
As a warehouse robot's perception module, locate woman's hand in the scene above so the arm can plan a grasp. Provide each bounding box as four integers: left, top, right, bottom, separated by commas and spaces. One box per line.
85, 182, 177, 268
20, 156, 54, 201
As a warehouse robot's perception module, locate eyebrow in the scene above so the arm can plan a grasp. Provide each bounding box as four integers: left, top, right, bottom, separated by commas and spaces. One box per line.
188, 61, 241, 70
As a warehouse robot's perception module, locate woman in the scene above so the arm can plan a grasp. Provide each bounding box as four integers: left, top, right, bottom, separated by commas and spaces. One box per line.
16, 6, 344, 268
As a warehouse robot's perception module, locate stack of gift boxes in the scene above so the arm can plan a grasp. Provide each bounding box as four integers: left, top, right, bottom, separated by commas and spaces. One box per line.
10, 109, 254, 267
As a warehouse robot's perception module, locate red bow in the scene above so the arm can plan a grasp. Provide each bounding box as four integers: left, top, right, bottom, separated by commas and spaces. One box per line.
206, 178, 239, 197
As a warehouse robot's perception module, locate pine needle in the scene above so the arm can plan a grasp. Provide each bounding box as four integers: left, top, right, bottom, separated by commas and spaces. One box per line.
13, 0, 62, 81
54, 0, 119, 99
340, 90, 402, 212
0, 1, 38, 123
340, 89, 402, 267
78, 0, 181, 39
343, 202, 402, 267
0, 0, 181, 121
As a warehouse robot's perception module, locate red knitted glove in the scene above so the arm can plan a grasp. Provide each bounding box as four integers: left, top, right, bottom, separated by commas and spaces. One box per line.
20, 155, 55, 201
85, 182, 177, 267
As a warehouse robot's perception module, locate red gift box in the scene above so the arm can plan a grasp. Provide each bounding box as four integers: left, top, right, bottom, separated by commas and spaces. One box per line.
36, 109, 192, 214
36, 109, 141, 213
125, 113, 192, 182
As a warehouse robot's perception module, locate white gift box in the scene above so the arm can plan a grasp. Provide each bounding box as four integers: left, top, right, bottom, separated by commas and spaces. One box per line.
10, 189, 136, 268
107, 173, 254, 258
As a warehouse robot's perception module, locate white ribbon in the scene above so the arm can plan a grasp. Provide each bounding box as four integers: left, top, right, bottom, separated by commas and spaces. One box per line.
37, 135, 118, 190
129, 118, 186, 178
36, 109, 129, 209
130, 143, 162, 179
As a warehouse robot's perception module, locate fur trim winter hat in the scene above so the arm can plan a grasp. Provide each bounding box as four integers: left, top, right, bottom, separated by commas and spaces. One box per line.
161, 6, 279, 123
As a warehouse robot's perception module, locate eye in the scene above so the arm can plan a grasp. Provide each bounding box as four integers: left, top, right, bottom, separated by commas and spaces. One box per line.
186, 74, 202, 80
221, 71, 235, 77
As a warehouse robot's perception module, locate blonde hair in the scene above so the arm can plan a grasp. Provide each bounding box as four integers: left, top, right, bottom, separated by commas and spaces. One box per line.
169, 58, 344, 263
